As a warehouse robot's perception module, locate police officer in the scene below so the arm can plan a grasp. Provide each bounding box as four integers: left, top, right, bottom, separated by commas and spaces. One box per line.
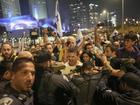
33, 51, 75, 105
93, 72, 140, 105
71, 61, 102, 105
0, 58, 35, 105
38, 71, 75, 105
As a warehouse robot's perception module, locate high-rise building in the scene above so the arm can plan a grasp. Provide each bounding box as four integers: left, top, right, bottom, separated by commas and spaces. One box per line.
0, 0, 21, 18
19, 0, 30, 16
67, 0, 90, 31
66, 0, 100, 31
29, 0, 47, 20
67, 0, 100, 31
59, 0, 70, 32
89, 3, 99, 27
46, 0, 56, 19
0, 1, 3, 18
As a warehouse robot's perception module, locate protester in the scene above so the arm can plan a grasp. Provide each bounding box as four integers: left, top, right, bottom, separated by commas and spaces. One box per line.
17, 51, 34, 60
84, 43, 103, 66
0, 42, 17, 62
0, 61, 13, 95
62, 48, 82, 75
0, 25, 140, 105
0, 61, 13, 81
80, 51, 94, 63
117, 33, 140, 69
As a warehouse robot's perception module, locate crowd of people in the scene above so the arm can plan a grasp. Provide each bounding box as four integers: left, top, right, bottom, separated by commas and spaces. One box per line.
0, 30, 140, 105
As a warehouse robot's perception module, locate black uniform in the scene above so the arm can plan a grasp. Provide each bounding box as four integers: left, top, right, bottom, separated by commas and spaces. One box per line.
0, 83, 34, 105
0, 79, 9, 95
38, 71, 75, 105
93, 72, 140, 105
71, 72, 102, 105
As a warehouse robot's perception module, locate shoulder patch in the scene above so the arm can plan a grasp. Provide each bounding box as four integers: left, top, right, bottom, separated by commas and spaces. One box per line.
0, 97, 13, 105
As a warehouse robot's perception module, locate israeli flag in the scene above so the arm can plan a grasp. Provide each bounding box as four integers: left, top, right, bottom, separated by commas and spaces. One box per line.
55, 0, 63, 37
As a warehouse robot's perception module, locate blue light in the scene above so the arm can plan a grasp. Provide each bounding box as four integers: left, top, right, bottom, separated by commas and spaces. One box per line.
0, 15, 38, 31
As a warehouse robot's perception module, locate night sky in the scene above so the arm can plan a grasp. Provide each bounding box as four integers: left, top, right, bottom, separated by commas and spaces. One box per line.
59, 0, 140, 25
94, 0, 140, 19
20, 0, 140, 20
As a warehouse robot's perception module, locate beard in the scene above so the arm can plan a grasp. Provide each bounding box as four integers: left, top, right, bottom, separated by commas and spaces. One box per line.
3, 52, 13, 60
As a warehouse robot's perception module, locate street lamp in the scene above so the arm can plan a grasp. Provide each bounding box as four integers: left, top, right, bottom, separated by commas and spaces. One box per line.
102, 10, 109, 26
102, 10, 110, 33
103, 10, 107, 14
122, 0, 124, 32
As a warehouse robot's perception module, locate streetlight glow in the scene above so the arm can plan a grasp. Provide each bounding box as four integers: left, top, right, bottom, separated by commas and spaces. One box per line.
136, 21, 139, 24
103, 10, 107, 14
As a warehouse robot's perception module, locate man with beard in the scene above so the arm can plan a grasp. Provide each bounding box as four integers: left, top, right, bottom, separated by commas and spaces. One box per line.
36, 51, 75, 105
0, 42, 17, 62
0, 58, 35, 105
33, 51, 54, 105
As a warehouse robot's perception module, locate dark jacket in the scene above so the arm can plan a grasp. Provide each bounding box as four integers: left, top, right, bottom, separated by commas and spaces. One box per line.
0, 54, 17, 63
0, 83, 33, 105
93, 73, 140, 105
32, 66, 45, 105
71, 72, 102, 105
116, 46, 140, 69
0, 79, 9, 97
38, 71, 75, 105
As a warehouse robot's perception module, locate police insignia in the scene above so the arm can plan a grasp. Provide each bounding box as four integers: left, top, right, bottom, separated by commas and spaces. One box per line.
0, 97, 13, 105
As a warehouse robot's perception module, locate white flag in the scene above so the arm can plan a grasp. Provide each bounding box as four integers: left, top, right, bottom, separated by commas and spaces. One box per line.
77, 28, 83, 46
55, 0, 63, 37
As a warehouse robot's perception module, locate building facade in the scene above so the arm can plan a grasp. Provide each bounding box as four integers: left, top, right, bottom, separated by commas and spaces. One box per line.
19, 0, 30, 16
0, 1, 3, 18
66, 0, 99, 31
67, 0, 89, 31
29, 0, 47, 20
46, 0, 56, 19
0, 0, 21, 18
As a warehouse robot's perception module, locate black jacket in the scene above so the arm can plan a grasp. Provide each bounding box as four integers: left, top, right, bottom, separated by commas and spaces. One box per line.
93, 73, 140, 105
71, 72, 102, 105
38, 71, 75, 105
0, 83, 33, 105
